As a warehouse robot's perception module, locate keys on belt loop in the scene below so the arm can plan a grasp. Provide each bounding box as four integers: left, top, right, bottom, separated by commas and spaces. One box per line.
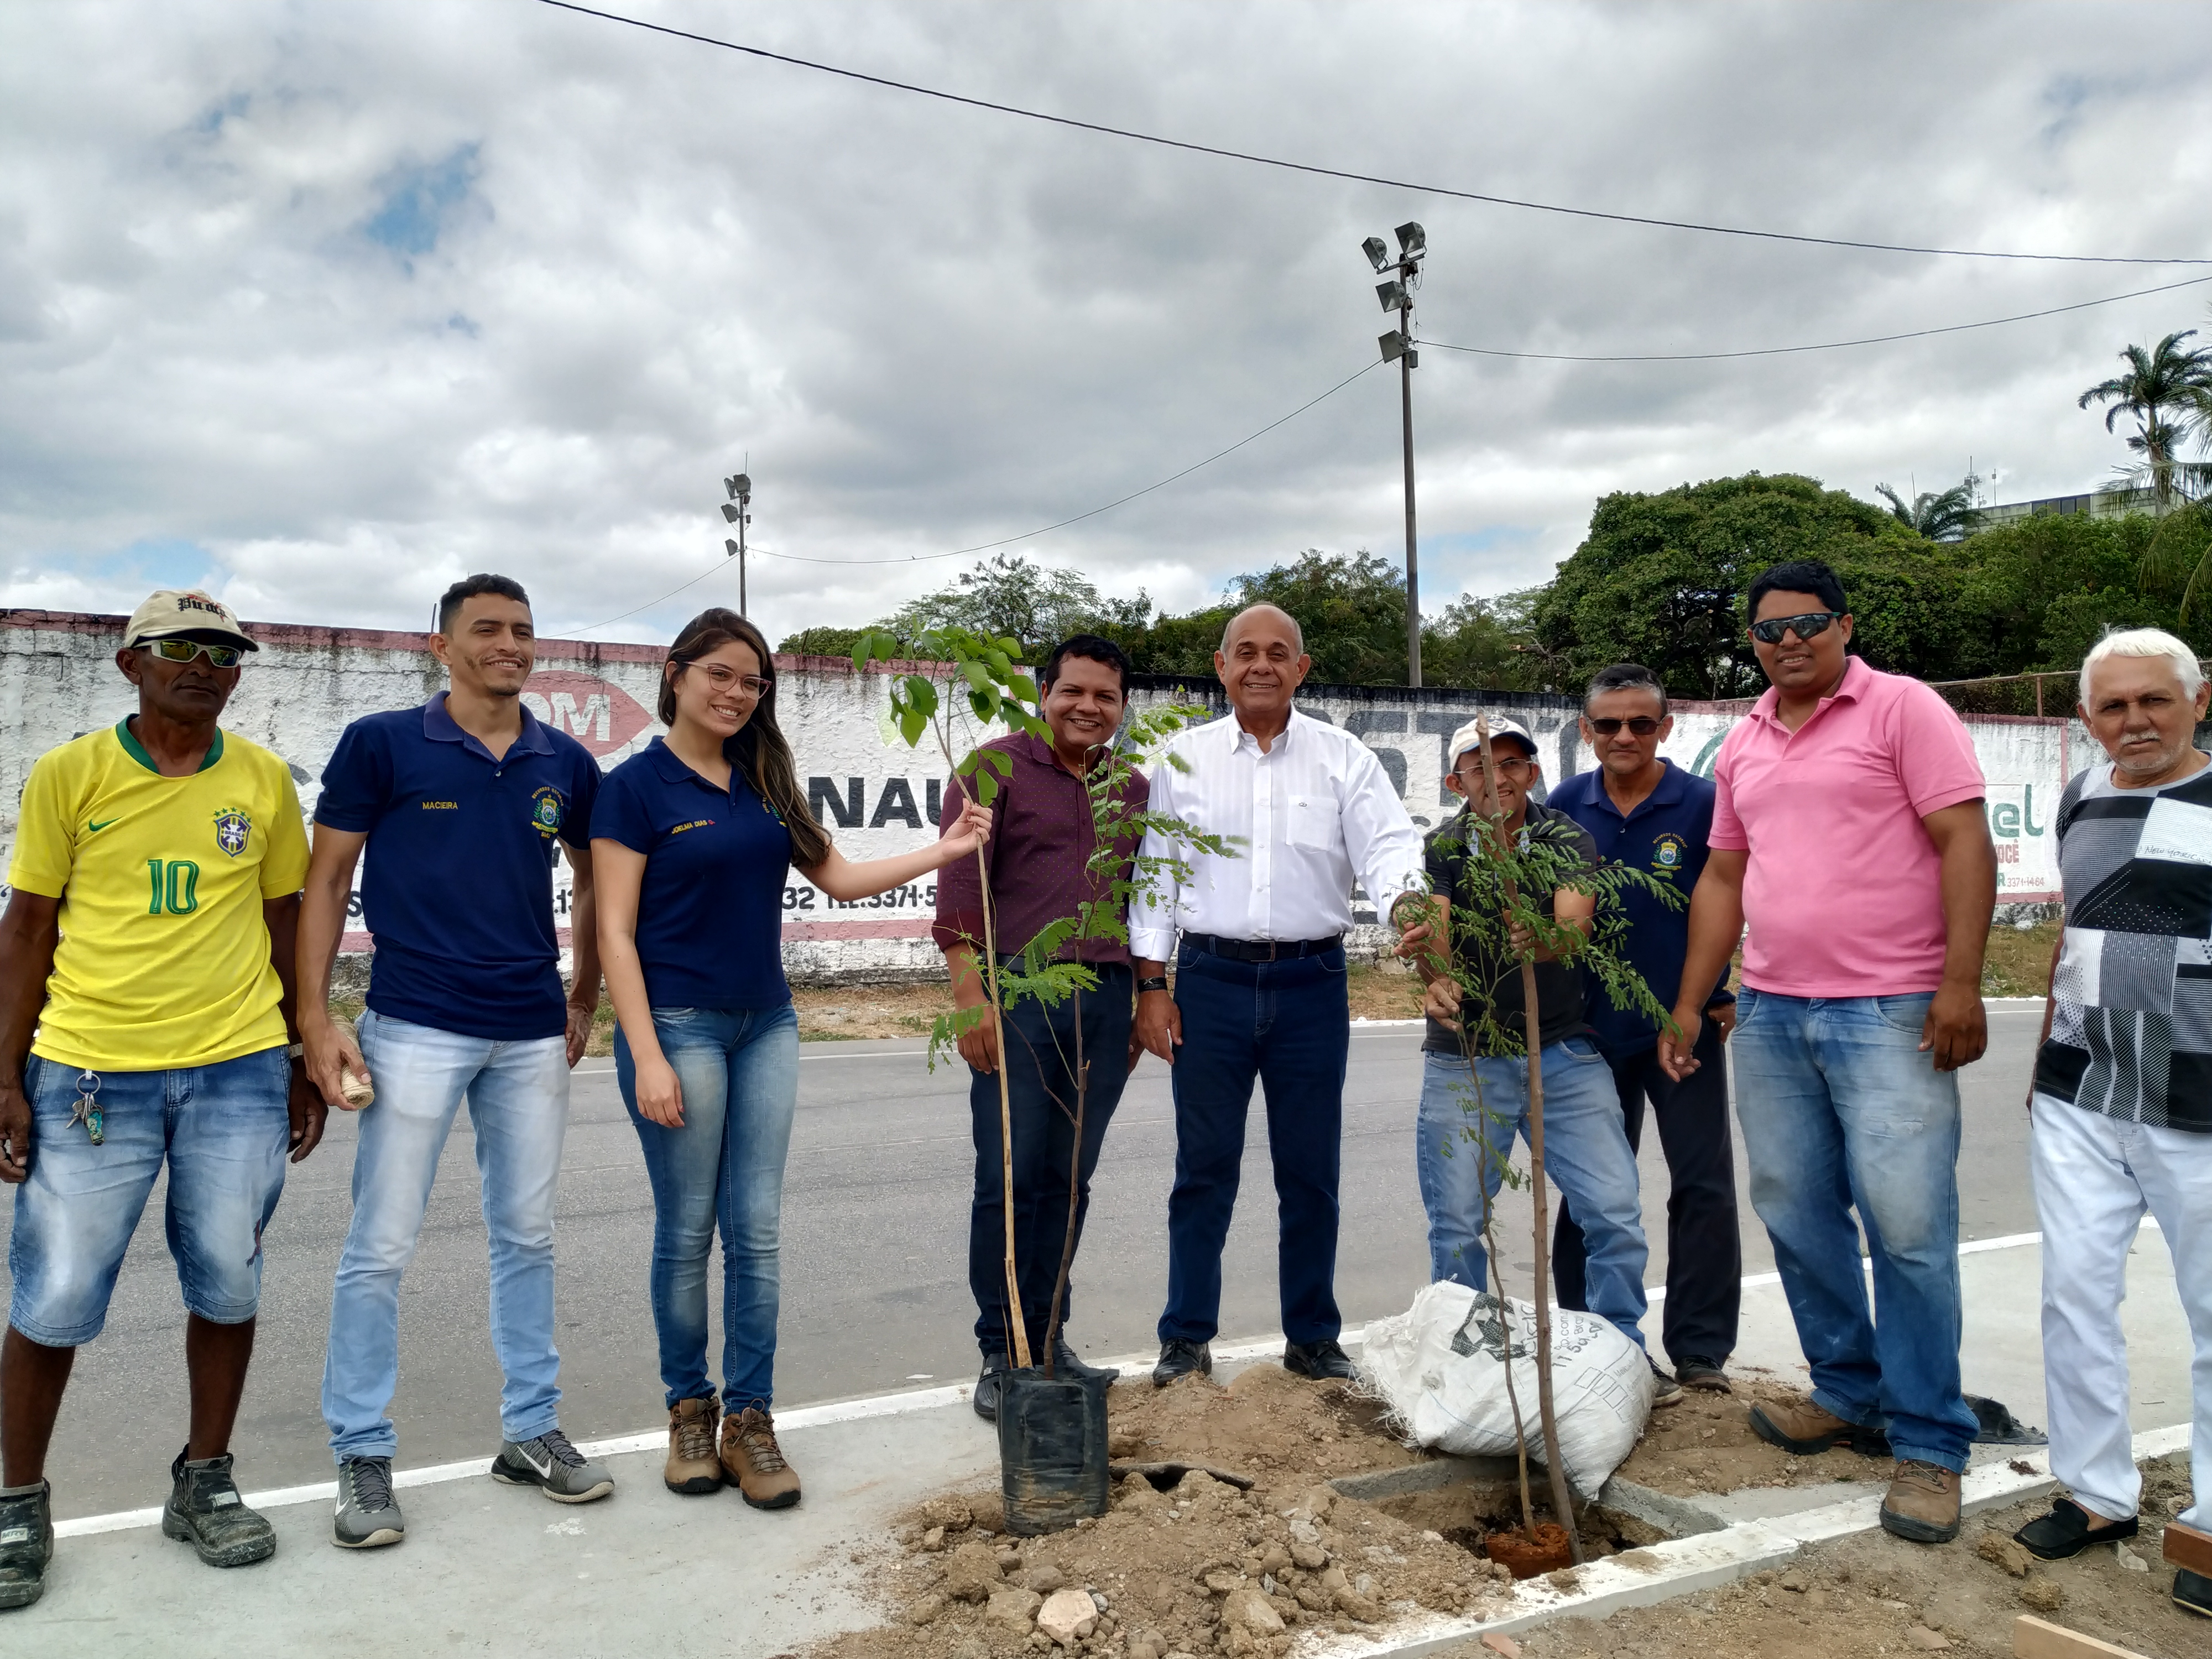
69, 1070, 105, 1145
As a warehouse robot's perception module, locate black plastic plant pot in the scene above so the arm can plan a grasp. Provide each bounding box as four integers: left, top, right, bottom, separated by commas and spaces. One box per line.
997, 1366, 1110, 1535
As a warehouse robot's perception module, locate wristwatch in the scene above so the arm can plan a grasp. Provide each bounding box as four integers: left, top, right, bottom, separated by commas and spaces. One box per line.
1136, 976, 1170, 994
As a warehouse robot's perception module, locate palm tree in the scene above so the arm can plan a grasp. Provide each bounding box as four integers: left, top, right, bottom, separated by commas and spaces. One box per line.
1876, 477, 1982, 541
2079, 331, 2212, 509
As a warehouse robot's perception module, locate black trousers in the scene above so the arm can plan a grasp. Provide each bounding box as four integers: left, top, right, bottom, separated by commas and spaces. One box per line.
1554, 1024, 1740, 1366
968, 964, 1133, 1359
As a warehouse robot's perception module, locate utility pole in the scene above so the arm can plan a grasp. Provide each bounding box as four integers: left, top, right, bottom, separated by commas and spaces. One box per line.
1364, 222, 1426, 686
722, 468, 752, 616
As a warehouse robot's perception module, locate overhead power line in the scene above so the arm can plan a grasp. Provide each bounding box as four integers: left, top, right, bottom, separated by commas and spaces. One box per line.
561, 358, 1381, 630
539, 0, 2210, 268
1418, 272, 2212, 363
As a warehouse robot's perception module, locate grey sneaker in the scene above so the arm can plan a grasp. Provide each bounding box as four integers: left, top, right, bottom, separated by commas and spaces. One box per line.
491, 1428, 613, 1504
333, 1456, 405, 1549
162, 1447, 276, 1567
0, 1480, 53, 1610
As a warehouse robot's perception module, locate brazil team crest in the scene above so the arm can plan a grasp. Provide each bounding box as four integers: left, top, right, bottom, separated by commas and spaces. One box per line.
213, 808, 252, 857
529, 786, 566, 838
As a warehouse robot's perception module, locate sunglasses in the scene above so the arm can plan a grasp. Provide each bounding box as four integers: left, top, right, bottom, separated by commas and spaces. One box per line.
147, 638, 243, 669
1749, 612, 1840, 645
1587, 717, 1662, 737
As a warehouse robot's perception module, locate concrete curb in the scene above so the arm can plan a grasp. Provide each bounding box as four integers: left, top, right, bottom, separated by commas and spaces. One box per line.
1290, 1423, 2192, 1658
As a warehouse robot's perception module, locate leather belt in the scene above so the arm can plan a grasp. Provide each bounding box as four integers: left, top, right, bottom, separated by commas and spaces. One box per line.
1183, 932, 1343, 963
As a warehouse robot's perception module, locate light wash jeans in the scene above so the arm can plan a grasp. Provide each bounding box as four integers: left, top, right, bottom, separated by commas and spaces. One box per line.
322, 1010, 571, 1463
1730, 988, 1979, 1472
615, 1005, 800, 1413
1415, 1038, 1650, 1347
2031, 1094, 2211, 1531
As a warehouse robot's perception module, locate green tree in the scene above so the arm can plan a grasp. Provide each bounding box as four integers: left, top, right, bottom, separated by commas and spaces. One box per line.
1224, 549, 1413, 684
1529, 472, 1933, 697
1420, 591, 1548, 690
2079, 331, 2212, 508
776, 624, 867, 658
1875, 477, 1983, 541
879, 554, 1118, 657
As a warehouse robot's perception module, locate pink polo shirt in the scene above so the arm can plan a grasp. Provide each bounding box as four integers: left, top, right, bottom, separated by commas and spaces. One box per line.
1710, 657, 1985, 997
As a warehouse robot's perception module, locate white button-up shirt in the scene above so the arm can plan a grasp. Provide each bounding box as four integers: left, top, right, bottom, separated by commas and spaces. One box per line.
1130, 707, 1427, 958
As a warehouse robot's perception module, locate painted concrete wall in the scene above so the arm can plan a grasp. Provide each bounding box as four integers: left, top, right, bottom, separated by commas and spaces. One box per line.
1, 611, 2078, 986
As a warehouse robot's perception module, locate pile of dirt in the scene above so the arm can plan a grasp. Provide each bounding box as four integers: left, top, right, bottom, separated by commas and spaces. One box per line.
812, 1366, 1588, 1659
1608, 1369, 1886, 1499
1428, 1452, 2201, 1659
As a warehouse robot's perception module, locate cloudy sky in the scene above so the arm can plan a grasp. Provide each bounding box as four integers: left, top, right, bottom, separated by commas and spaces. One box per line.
4, 0, 2209, 646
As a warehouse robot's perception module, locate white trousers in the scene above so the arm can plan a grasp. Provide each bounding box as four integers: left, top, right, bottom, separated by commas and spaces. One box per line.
2030, 1095, 2211, 1530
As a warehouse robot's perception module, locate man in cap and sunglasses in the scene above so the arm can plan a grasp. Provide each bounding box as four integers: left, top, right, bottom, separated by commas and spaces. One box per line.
1546, 664, 1741, 1396
1400, 716, 1662, 1391
0, 591, 320, 1609
1660, 559, 1997, 1546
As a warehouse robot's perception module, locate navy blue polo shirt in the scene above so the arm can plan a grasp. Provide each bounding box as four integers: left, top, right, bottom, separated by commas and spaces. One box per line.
592, 737, 794, 1011
1548, 759, 1733, 1057
316, 694, 600, 1041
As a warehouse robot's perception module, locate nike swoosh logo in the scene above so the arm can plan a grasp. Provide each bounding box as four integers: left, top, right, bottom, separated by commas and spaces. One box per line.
88, 818, 119, 832
518, 1446, 554, 1477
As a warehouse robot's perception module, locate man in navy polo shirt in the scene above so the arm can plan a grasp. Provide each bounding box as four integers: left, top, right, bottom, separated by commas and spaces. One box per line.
1547, 663, 1741, 1394
296, 573, 610, 1551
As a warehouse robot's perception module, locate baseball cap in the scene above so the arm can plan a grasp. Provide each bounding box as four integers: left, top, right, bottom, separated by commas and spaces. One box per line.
121, 589, 258, 652
1445, 714, 1539, 771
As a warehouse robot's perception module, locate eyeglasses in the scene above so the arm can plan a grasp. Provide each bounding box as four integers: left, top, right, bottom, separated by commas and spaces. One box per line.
1749, 612, 1840, 645
147, 638, 243, 669
686, 664, 770, 698
1586, 717, 1662, 737
1457, 755, 1533, 779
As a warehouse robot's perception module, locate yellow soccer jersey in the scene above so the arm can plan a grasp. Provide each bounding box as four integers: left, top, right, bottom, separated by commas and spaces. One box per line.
8, 721, 311, 1071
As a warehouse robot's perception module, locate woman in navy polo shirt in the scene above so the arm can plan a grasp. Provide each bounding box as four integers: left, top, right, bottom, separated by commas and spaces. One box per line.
594, 608, 989, 1511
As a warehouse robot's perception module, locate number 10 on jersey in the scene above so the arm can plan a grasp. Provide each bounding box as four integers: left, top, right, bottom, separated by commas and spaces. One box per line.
147, 858, 200, 915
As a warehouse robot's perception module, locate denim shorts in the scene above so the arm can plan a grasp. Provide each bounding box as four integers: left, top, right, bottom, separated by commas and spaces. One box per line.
8, 1046, 291, 1346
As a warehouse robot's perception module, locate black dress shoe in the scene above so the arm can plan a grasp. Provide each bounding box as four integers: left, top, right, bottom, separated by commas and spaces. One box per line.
2013, 1496, 2138, 1561
1282, 1339, 1357, 1381
1674, 1355, 1731, 1393
1052, 1337, 1120, 1383
974, 1355, 1011, 1423
2176, 1567, 2212, 1619
1152, 1338, 1212, 1387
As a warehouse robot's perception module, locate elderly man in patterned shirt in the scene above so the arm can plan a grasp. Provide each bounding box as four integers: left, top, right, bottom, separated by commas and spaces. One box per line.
2013, 627, 2212, 1621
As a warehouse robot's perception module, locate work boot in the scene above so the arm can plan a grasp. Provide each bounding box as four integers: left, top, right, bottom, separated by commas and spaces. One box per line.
162, 1447, 277, 1567
491, 1428, 614, 1504
1152, 1339, 1212, 1388
1879, 1459, 1962, 1545
665, 1397, 723, 1495
1748, 1394, 1890, 1457
722, 1407, 801, 1510
0, 1481, 53, 1610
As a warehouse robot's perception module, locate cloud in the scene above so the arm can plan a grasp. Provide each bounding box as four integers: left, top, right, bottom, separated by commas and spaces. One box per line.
2, 0, 2209, 651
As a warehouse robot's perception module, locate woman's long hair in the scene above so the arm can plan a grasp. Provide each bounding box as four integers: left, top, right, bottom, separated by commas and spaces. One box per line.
659, 608, 832, 868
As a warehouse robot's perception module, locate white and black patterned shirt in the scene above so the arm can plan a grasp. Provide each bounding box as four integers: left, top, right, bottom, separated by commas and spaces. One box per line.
2034, 755, 2212, 1133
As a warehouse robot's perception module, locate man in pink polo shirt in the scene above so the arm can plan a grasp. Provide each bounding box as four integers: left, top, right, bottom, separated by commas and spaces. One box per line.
1660, 559, 1996, 1546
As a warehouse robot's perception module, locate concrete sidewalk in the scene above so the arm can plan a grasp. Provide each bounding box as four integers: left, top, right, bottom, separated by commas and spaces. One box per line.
16, 1229, 2199, 1658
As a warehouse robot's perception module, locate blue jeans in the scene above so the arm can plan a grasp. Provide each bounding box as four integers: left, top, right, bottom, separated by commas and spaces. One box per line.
616, 1004, 799, 1413
323, 1011, 572, 1462
8, 1048, 290, 1345
1730, 988, 1978, 1472
1159, 942, 1350, 1347
1416, 1040, 1650, 1347
969, 965, 1132, 1358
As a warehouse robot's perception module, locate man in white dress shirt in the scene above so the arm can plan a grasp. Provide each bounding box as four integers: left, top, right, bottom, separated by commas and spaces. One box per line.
1132, 604, 1427, 1385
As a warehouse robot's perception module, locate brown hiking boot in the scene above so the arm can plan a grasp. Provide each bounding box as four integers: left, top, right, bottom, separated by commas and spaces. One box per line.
1880, 1459, 1961, 1544
1748, 1394, 1890, 1457
665, 1396, 723, 1495
722, 1407, 801, 1510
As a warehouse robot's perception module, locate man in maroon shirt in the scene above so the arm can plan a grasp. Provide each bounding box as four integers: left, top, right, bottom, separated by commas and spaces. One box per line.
934, 635, 1150, 1419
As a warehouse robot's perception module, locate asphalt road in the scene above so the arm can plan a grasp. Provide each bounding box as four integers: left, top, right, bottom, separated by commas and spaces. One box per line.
6, 1009, 2044, 1520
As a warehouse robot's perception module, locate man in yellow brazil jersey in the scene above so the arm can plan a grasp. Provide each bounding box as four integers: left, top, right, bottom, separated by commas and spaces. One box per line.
0, 591, 321, 1611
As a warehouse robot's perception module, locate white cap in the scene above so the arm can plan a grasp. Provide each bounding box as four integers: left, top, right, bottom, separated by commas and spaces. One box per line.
1446, 714, 1538, 772
121, 588, 257, 651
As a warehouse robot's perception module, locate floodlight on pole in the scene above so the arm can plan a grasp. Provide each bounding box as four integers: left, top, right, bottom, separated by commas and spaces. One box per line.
1362, 222, 1427, 686
721, 466, 754, 615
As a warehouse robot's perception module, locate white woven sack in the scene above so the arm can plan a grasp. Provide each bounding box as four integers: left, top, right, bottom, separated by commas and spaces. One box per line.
1359, 1280, 1653, 1497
